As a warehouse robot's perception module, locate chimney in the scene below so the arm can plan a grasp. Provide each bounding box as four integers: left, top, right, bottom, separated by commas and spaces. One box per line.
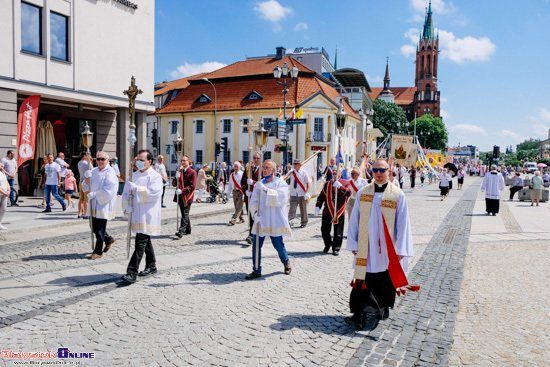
275, 47, 286, 60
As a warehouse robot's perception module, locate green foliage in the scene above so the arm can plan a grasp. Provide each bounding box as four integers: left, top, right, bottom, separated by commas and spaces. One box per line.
516, 138, 540, 152
411, 114, 448, 150
516, 148, 539, 161
503, 152, 520, 166
372, 99, 408, 137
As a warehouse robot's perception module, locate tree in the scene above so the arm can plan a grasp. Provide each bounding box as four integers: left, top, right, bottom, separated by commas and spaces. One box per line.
411, 114, 448, 150
516, 138, 540, 152
372, 99, 408, 137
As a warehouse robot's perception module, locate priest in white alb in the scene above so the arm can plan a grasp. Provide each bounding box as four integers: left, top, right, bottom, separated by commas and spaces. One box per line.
121, 149, 163, 284
346, 158, 418, 331
245, 160, 292, 280
480, 164, 505, 216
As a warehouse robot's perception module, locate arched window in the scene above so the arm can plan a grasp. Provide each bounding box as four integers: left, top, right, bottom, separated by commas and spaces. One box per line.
427, 55, 431, 76
425, 84, 431, 100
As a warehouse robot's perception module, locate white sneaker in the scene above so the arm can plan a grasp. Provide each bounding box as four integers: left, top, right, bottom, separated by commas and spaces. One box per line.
0, 224, 7, 230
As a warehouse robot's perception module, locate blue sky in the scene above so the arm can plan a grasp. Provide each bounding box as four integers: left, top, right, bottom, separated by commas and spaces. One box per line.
155, 0, 550, 151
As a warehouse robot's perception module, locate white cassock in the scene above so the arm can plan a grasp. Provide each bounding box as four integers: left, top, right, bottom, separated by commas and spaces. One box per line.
122, 167, 163, 236
84, 166, 118, 220
225, 170, 244, 197
249, 177, 291, 237
346, 188, 414, 273
481, 171, 505, 199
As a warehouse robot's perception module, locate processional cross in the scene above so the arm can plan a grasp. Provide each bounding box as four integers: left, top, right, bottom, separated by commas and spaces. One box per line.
123, 76, 143, 129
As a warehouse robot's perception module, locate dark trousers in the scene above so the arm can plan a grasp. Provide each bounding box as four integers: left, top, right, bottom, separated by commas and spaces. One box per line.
7, 178, 15, 204
509, 186, 522, 200
127, 233, 156, 275
321, 214, 345, 251
350, 270, 396, 317
399, 181, 403, 189
91, 217, 113, 255
161, 186, 166, 205
485, 198, 500, 214
177, 200, 191, 234
410, 177, 416, 188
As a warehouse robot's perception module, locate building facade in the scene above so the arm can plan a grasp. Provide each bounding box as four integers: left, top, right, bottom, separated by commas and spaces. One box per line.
155, 53, 360, 173
0, 0, 155, 192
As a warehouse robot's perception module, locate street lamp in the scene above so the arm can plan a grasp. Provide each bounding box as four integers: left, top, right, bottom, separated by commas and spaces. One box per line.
202, 78, 218, 162
254, 121, 269, 152
273, 62, 299, 171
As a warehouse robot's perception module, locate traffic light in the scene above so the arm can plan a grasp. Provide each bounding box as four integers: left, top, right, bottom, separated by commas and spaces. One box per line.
493, 145, 500, 159
215, 143, 221, 157
151, 128, 158, 148
220, 137, 228, 153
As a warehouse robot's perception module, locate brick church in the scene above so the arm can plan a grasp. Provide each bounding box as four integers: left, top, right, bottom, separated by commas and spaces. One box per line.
369, 1, 441, 122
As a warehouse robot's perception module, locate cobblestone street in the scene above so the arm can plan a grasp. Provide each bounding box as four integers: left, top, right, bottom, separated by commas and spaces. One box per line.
0, 178, 549, 366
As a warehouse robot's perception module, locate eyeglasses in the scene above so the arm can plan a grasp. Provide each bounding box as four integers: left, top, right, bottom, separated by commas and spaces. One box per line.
372, 168, 388, 173
96, 158, 107, 161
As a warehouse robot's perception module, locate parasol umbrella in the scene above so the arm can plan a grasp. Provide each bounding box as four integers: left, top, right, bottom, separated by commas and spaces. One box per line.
444, 162, 458, 175
537, 162, 547, 168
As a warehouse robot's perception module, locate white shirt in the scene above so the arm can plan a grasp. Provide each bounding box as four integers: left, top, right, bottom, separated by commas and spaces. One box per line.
289, 168, 309, 197
0, 170, 9, 196
55, 157, 68, 177
112, 163, 121, 177
154, 163, 168, 186
438, 172, 451, 187
481, 171, 505, 200
349, 177, 368, 199
346, 186, 413, 273
1, 157, 16, 177
226, 170, 244, 196
78, 159, 93, 183
84, 166, 118, 220
249, 177, 291, 238
45, 162, 61, 185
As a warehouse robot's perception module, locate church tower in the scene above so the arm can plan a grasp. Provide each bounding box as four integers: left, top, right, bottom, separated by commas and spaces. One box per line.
414, 1, 441, 117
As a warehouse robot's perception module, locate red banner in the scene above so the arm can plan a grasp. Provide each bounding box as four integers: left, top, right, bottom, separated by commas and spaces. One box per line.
16, 95, 40, 167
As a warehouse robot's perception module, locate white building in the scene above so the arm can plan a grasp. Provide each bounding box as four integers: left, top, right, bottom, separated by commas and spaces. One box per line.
0, 0, 154, 192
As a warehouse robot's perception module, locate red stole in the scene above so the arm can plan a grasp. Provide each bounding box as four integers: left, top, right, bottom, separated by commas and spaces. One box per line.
231, 173, 244, 194
292, 171, 307, 192
326, 181, 347, 223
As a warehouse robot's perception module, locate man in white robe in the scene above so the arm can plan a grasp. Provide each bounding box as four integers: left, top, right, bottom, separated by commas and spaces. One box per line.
245, 160, 292, 280
82, 151, 118, 260
121, 149, 163, 284
346, 158, 415, 331
481, 164, 505, 216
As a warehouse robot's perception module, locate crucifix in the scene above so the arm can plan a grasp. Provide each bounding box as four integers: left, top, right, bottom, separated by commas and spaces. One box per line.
123, 76, 143, 130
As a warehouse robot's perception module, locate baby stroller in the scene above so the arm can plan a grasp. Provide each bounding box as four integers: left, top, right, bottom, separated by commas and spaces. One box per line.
206, 177, 227, 204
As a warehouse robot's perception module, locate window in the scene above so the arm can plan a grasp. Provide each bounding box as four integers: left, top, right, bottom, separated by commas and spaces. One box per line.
242, 151, 249, 165
222, 119, 231, 133
165, 145, 171, 155
242, 118, 249, 133
195, 120, 204, 134
50, 12, 68, 61
263, 151, 271, 160
170, 121, 178, 134
314, 117, 324, 141
21, 2, 42, 55
195, 150, 203, 165
197, 94, 211, 103
425, 85, 431, 100
223, 150, 231, 163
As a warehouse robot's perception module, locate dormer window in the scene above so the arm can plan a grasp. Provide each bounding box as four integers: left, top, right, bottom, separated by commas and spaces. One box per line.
245, 90, 263, 101
196, 94, 211, 103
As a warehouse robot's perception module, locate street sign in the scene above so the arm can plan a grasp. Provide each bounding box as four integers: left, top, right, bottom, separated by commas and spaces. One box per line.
288, 119, 307, 125
311, 146, 326, 151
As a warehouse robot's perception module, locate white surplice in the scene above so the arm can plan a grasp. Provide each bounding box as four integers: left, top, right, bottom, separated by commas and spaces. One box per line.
481, 171, 505, 199
84, 165, 118, 220
346, 187, 414, 273
249, 177, 291, 237
122, 167, 163, 236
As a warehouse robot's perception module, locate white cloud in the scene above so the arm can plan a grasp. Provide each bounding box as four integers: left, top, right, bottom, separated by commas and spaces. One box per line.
253, 0, 292, 22
410, 0, 450, 14
438, 30, 496, 63
170, 61, 226, 79
294, 22, 308, 31
440, 96, 449, 104
499, 129, 525, 142
449, 124, 486, 135
532, 123, 550, 138
366, 74, 383, 84
400, 44, 416, 58
440, 109, 450, 120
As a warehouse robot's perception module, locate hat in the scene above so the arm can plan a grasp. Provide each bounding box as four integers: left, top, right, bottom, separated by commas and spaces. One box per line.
293, 159, 301, 164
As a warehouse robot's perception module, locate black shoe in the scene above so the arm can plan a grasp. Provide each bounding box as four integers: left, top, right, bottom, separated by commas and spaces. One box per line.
382, 307, 390, 320
175, 231, 183, 238
363, 311, 381, 331
345, 316, 362, 330
138, 267, 158, 277
12, 203, 19, 207
299, 224, 307, 228
42, 208, 52, 213
284, 262, 292, 275
246, 236, 252, 244
332, 250, 340, 256
245, 272, 262, 280
62, 204, 67, 211
103, 238, 116, 253
121, 273, 137, 284
161, 205, 166, 208
323, 246, 330, 254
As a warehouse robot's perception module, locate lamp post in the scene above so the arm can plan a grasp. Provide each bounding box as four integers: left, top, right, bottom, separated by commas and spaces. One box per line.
202, 78, 218, 163
333, 101, 347, 224
81, 121, 94, 251
273, 62, 298, 171
173, 131, 183, 233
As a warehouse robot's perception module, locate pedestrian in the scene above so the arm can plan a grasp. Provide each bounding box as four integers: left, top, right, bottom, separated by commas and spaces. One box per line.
530, 171, 544, 207
77, 152, 93, 219
409, 165, 416, 189
420, 169, 426, 186
509, 172, 523, 201
288, 159, 310, 228
83, 151, 118, 260
196, 164, 207, 203
396, 164, 406, 189
438, 168, 451, 200
109, 157, 123, 195
154, 155, 168, 208
346, 158, 415, 331
42, 153, 66, 212
481, 164, 505, 215
543, 170, 549, 187
241, 152, 262, 244
245, 159, 292, 279
55, 152, 70, 191
225, 161, 245, 225
174, 155, 197, 238
121, 149, 163, 284
347, 167, 368, 221
323, 157, 336, 180
0, 162, 10, 230
63, 169, 77, 209
1, 150, 18, 206
315, 171, 351, 256
457, 165, 465, 190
